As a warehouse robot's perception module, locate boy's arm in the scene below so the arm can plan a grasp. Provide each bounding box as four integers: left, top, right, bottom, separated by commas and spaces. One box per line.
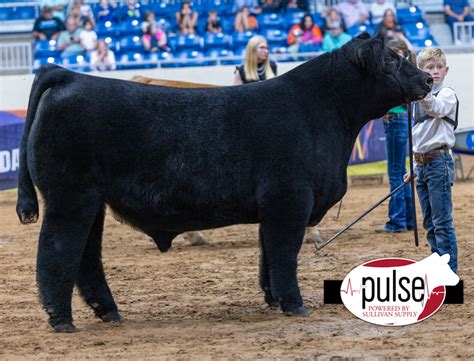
418, 88, 457, 119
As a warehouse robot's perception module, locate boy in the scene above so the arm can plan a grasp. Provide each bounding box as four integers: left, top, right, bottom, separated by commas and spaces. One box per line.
406, 47, 459, 273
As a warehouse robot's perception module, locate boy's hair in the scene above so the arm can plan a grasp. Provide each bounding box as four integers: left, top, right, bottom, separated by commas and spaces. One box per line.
417, 47, 447, 68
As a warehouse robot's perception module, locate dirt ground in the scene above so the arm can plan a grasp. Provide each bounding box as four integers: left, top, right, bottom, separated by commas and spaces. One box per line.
0, 160, 473, 360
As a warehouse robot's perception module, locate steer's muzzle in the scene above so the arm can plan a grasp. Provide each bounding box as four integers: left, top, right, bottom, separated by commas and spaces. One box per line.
410, 73, 433, 102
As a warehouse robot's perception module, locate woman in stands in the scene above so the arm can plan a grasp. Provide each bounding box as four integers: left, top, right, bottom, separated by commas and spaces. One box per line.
377, 9, 414, 50
142, 23, 169, 52
90, 40, 116, 71
320, 7, 346, 34
175, 2, 198, 34
234, 5, 259, 32
68, 0, 95, 27
287, 14, 322, 46
234, 35, 276, 84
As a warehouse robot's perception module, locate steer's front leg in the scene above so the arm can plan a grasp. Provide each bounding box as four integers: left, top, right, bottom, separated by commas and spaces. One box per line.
258, 188, 313, 316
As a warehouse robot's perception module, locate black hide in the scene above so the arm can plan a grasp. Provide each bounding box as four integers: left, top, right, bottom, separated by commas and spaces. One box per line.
16, 34, 432, 331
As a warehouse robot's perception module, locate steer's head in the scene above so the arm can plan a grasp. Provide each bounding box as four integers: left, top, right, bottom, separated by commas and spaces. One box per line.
341, 33, 432, 113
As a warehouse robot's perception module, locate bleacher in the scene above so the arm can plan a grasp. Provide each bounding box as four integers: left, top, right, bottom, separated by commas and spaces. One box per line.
0, 0, 472, 73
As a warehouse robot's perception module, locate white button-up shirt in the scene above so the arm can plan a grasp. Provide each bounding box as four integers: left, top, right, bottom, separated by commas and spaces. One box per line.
412, 83, 458, 154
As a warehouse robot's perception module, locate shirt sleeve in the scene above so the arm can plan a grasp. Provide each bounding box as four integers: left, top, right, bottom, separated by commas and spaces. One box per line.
418, 88, 457, 119
33, 18, 40, 32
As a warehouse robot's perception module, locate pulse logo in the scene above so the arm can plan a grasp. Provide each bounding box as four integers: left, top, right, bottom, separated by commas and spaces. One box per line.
340, 253, 459, 326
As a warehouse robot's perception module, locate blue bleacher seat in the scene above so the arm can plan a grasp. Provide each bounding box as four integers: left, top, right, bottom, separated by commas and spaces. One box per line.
118, 52, 157, 70
403, 21, 430, 40
0, 7, 12, 21
170, 34, 203, 52
257, 13, 285, 30
62, 54, 91, 72
11, 6, 36, 20
203, 32, 232, 49
220, 15, 234, 34
234, 46, 246, 57
204, 0, 232, 16
397, 6, 423, 24
34, 40, 61, 58
409, 36, 438, 48
119, 18, 143, 36
284, 11, 305, 30
96, 20, 118, 38
311, 13, 324, 28
261, 29, 288, 46
156, 17, 172, 33
119, 35, 143, 53
298, 43, 321, 53
151, 2, 177, 17
174, 49, 208, 67
205, 48, 237, 64
232, 31, 255, 49
347, 23, 374, 37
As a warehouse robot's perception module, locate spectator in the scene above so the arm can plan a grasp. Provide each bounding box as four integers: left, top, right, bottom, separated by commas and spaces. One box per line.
321, 21, 351, 52
142, 24, 169, 52
175, 2, 198, 34
80, 18, 98, 53
68, 0, 95, 27
336, 0, 369, 30
377, 9, 414, 50
119, 0, 142, 21
90, 40, 116, 71
262, 0, 280, 13
206, 10, 223, 33
57, 16, 84, 57
280, 0, 309, 12
39, 0, 68, 22
234, 6, 259, 32
33, 6, 65, 41
97, 0, 117, 23
370, 0, 396, 25
444, 0, 473, 33
68, 2, 83, 27
232, 0, 262, 15
142, 11, 158, 33
234, 35, 276, 84
321, 8, 346, 34
287, 14, 322, 46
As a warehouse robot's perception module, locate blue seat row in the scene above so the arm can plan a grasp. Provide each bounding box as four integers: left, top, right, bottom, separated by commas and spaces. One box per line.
0, 5, 36, 21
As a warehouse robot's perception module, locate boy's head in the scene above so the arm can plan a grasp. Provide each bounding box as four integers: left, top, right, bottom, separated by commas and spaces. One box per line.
417, 47, 449, 85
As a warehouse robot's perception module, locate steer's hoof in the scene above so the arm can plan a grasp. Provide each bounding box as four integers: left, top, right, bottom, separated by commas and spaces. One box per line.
264, 292, 280, 308
53, 323, 77, 333
284, 305, 310, 317
100, 311, 123, 322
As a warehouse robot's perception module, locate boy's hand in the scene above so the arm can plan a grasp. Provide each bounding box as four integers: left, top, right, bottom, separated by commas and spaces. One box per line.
404, 172, 416, 183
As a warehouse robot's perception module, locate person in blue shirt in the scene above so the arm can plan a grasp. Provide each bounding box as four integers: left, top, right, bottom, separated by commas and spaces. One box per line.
321, 21, 352, 52
232, 0, 262, 15
33, 6, 65, 40
444, 0, 473, 34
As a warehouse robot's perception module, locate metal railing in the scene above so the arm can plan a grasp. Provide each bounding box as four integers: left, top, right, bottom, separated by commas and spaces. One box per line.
453, 21, 474, 45
0, 42, 33, 73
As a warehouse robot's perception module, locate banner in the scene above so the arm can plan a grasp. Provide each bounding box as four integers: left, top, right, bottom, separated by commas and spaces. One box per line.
0, 111, 25, 191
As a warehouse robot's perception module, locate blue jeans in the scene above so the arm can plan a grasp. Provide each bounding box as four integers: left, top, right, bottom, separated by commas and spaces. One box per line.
415, 152, 457, 273
384, 115, 414, 232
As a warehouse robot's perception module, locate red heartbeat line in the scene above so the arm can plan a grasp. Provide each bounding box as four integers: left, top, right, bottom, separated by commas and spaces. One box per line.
340, 278, 361, 296
419, 274, 446, 307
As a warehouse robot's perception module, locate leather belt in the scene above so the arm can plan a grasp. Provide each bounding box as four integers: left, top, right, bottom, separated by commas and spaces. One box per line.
414, 147, 448, 165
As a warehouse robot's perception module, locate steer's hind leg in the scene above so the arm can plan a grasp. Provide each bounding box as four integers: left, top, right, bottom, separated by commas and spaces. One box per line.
37, 192, 101, 332
258, 225, 278, 307
259, 189, 313, 316
76, 205, 121, 323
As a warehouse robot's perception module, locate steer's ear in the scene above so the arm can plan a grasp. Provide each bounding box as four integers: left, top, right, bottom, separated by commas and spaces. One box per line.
356, 38, 385, 74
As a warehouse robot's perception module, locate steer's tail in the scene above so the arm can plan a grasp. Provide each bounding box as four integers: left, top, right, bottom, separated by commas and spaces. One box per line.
16, 64, 69, 224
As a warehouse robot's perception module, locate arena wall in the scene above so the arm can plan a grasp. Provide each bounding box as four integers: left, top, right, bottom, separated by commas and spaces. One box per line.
0, 54, 472, 128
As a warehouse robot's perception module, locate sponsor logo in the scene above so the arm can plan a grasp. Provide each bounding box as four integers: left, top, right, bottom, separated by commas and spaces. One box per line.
340, 253, 459, 326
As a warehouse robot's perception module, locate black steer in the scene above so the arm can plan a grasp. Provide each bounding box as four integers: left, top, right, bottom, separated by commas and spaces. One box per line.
16, 34, 432, 332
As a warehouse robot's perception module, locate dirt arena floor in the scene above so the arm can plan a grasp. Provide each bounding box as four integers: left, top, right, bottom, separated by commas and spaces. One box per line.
1, 161, 473, 359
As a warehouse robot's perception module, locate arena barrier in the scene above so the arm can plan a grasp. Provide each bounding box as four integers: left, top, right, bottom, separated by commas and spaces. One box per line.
0, 110, 24, 191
